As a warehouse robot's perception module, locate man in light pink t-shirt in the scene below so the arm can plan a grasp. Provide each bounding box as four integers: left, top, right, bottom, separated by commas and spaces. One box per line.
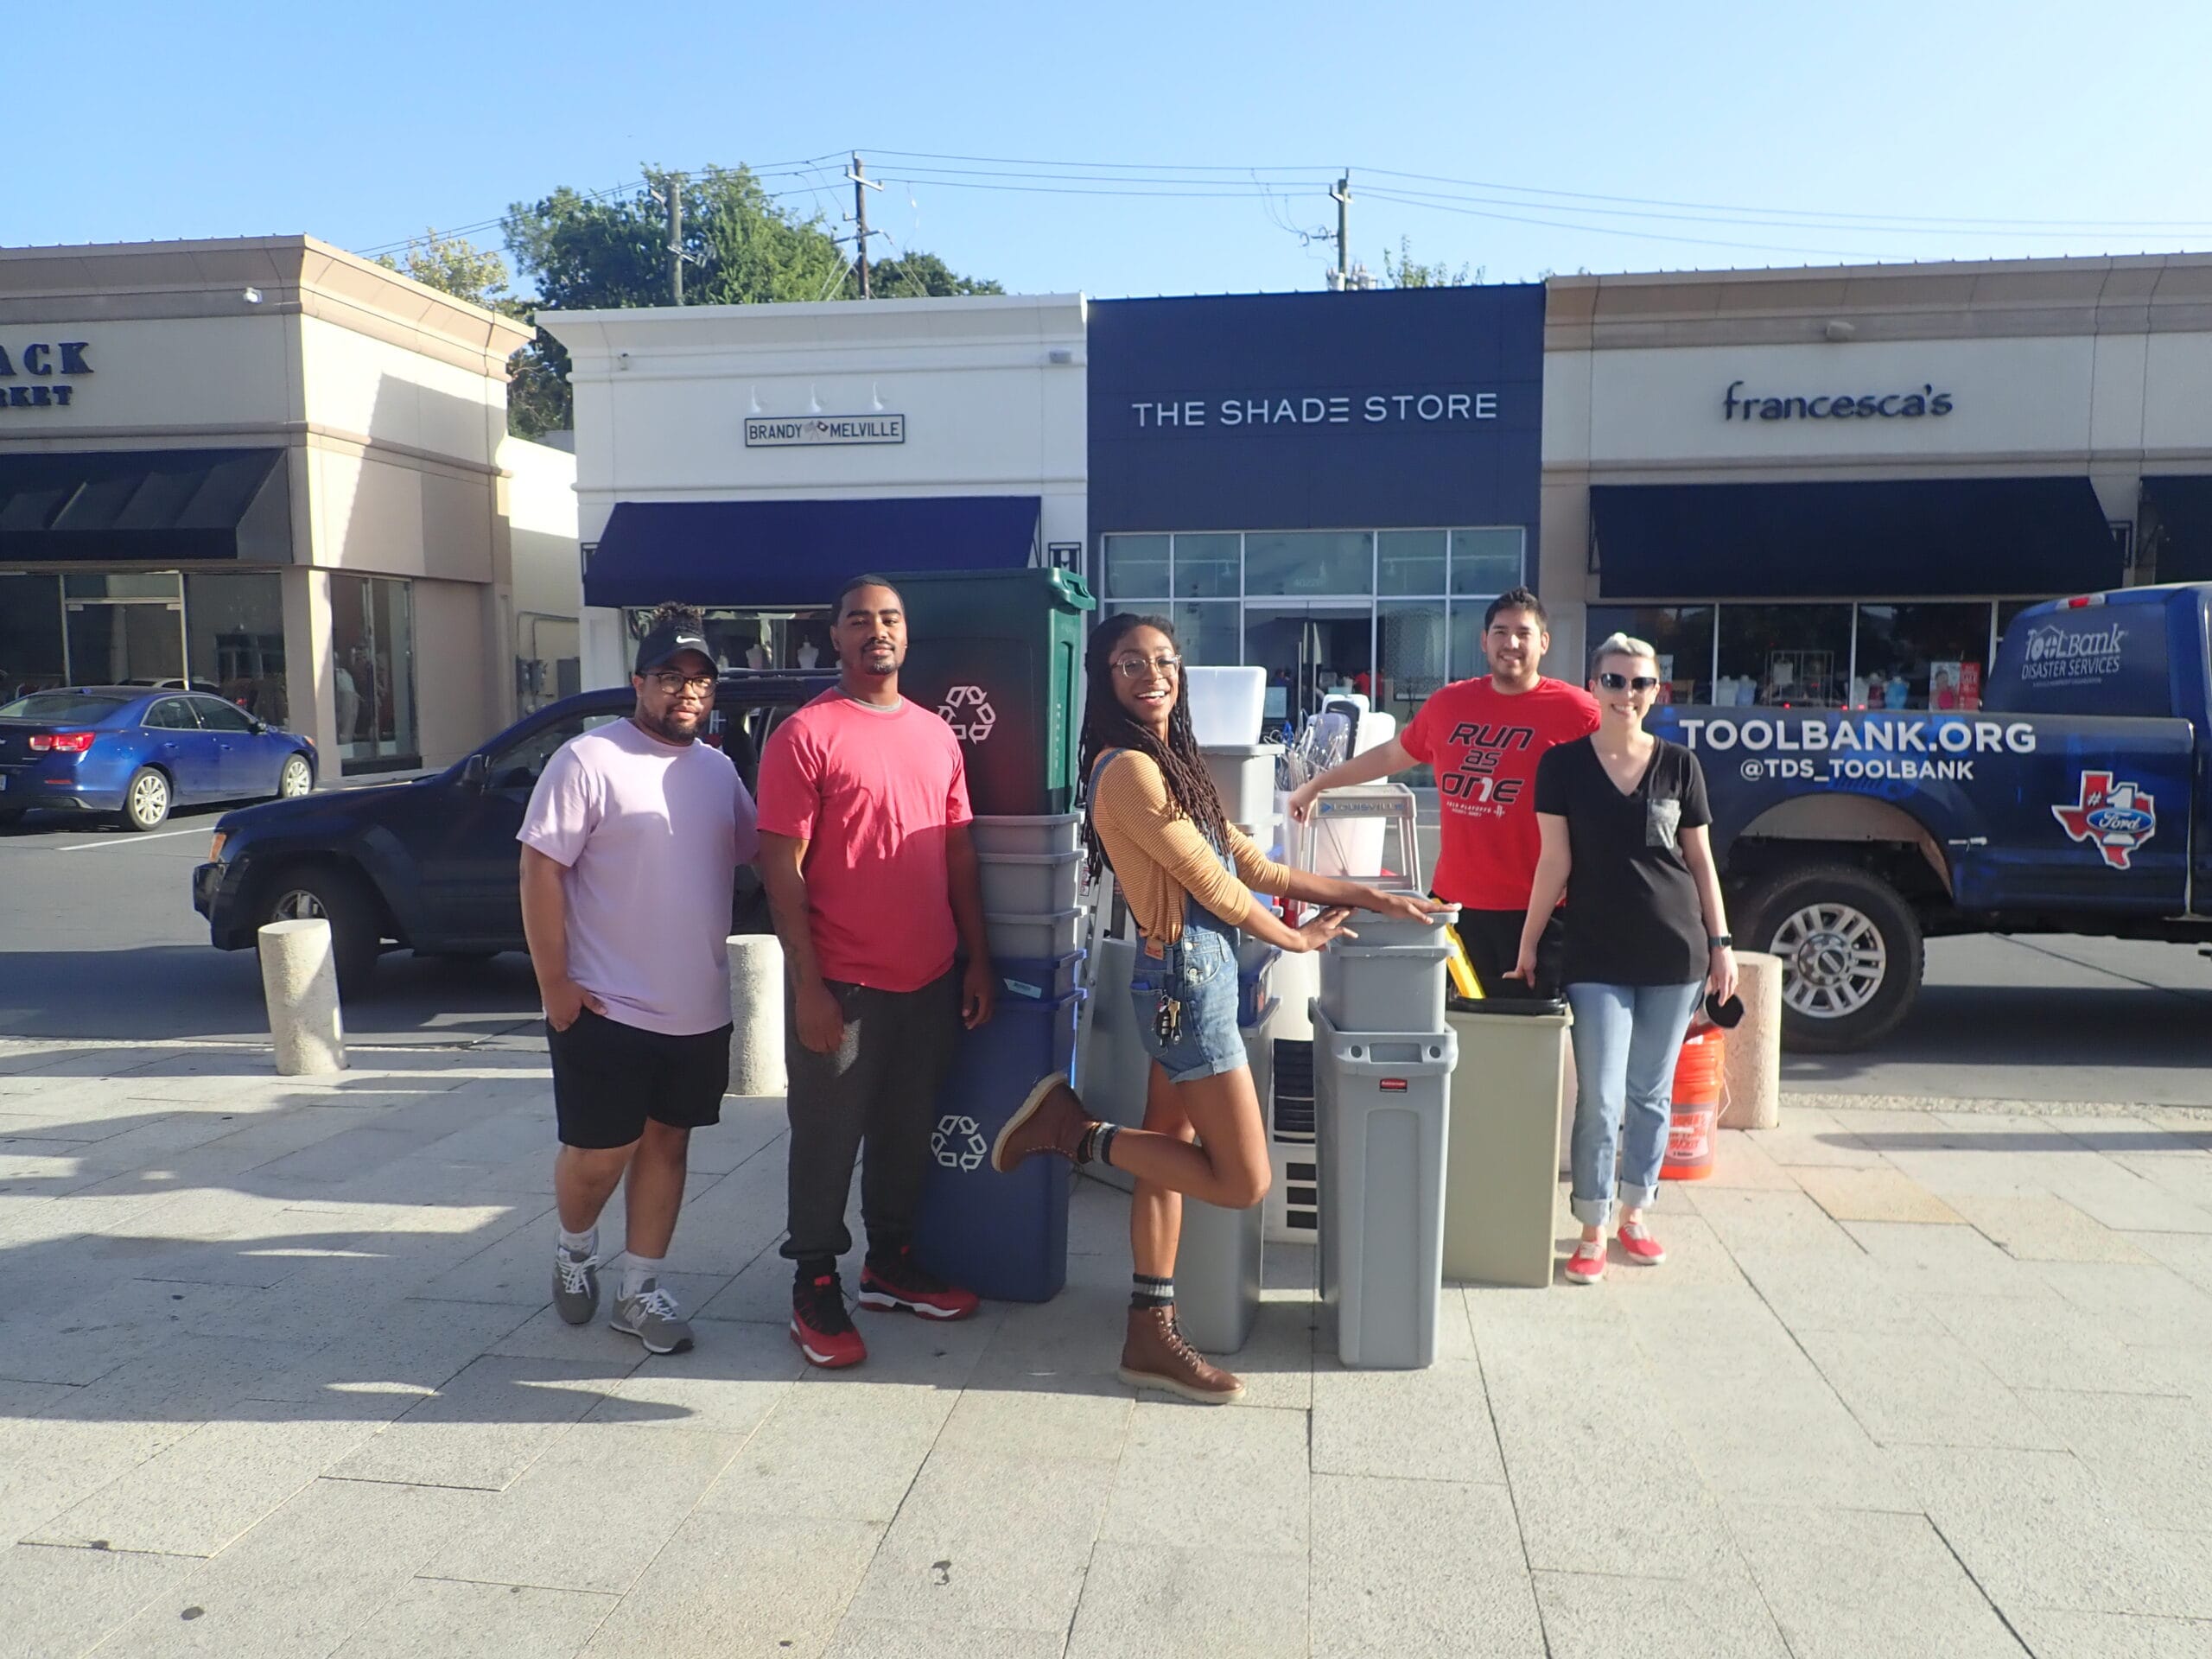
758, 575, 995, 1370
518, 606, 759, 1357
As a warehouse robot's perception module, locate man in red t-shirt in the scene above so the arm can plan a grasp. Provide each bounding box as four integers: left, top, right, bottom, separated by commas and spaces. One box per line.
757, 575, 997, 1370
1288, 587, 1599, 998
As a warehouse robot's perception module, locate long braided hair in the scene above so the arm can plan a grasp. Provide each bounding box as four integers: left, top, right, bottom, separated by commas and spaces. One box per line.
1079, 613, 1231, 880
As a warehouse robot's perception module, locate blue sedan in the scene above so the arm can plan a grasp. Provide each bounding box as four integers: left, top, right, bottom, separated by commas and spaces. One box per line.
0, 686, 316, 832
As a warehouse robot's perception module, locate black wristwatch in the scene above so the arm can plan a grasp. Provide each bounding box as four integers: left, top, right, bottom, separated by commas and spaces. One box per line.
1707, 934, 1733, 949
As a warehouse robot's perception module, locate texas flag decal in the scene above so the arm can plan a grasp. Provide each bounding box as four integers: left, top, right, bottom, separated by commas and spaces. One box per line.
2051, 772, 2157, 871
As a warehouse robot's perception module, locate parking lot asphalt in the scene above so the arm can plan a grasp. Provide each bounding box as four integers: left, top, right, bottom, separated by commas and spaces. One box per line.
6, 804, 2209, 1100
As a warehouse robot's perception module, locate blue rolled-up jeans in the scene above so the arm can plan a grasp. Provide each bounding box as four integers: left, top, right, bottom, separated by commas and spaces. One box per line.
1564, 981, 1706, 1229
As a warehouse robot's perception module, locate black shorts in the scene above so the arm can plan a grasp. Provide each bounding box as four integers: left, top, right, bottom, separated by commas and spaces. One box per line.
1452, 906, 1566, 1001
546, 1008, 733, 1150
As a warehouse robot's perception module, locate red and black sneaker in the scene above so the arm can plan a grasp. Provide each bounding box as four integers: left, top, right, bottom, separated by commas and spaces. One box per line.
858, 1244, 981, 1321
790, 1272, 868, 1369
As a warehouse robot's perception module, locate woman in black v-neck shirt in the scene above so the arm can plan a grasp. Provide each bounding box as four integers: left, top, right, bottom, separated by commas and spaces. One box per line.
1511, 633, 1738, 1287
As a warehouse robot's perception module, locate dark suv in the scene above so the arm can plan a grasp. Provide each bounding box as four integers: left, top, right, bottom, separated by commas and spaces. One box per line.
193, 672, 832, 995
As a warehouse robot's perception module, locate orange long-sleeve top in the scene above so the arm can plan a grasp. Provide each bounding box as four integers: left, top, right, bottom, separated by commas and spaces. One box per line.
1090, 749, 1298, 944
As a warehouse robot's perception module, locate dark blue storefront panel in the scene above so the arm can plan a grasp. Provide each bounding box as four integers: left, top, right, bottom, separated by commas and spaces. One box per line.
1086, 287, 1545, 541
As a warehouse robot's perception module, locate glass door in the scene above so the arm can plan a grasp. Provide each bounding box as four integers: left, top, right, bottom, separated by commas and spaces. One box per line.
61, 576, 188, 688
1242, 602, 1373, 737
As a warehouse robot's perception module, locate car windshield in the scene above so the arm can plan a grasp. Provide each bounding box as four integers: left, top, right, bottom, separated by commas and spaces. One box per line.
0, 691, 130, 723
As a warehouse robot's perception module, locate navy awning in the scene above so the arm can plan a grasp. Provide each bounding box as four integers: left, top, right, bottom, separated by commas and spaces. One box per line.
2142, 475, 2212, 583
1591, 477, 2121, 600
0, 448, 290, 564
583, 495, 1042, 609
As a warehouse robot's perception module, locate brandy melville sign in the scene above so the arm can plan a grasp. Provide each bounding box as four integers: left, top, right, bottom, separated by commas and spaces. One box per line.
0, 339, 92, 410
744, 412, 905, 448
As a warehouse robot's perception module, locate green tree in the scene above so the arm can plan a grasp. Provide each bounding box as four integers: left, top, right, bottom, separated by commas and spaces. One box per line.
374, 230, 513, 309
1382, 236, 1484, 289
863, 250, 1005, 300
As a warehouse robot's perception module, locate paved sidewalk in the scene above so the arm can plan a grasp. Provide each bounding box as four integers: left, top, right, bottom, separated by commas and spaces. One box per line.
1, 1036, 2209, 1657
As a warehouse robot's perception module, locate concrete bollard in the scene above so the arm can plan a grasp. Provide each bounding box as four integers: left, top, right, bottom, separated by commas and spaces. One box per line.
257, 918, 346, 1076
1720, 950, 1783, 1130
727, 934, 787, 1097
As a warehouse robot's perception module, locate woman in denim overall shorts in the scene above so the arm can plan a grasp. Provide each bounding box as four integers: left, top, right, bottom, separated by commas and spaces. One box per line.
992, 613, 1434, 1403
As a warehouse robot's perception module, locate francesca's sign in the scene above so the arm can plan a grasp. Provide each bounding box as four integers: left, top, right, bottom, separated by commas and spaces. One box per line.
1723, 378, 1954, 423
745, 413, 905, 448
0, 340, 92, 410
1129, 390, 1500, 430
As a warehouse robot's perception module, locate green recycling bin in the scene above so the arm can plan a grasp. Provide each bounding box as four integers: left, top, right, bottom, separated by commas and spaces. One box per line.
885, 567, 1096, 816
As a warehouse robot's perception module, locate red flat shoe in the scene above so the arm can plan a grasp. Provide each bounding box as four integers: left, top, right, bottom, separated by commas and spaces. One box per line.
1616, 1223, 1666, 1267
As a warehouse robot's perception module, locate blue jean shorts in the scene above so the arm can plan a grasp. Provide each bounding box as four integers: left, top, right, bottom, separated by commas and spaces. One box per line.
1129, 924, 1248, 1084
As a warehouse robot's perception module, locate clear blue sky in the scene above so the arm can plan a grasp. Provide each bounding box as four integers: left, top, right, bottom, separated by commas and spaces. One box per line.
16, 0, 2212, 300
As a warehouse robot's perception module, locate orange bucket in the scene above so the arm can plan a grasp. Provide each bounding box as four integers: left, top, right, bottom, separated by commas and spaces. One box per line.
1661, 1026, 1726, 1181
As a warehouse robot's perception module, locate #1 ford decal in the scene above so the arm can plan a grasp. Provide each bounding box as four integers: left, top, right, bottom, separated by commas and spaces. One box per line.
2052, 772, 2157, 871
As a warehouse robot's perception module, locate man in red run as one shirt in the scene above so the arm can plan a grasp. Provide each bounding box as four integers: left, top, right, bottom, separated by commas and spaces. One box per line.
1288, 586, 1599, 999
756, 575, 996, 1371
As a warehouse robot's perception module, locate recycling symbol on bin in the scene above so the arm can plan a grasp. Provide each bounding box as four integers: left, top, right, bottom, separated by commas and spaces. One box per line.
931, 1113, 988, 1172
939, 684, 997, 743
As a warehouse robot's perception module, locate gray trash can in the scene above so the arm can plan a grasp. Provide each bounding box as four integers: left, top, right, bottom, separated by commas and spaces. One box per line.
1442, 1001, 1573, 1288
1173, 1001, 1274, 1355
1313, 1005, 1457, 1370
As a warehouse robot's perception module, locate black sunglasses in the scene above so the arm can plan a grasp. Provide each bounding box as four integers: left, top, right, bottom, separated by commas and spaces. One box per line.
1598, 671, 1661, 692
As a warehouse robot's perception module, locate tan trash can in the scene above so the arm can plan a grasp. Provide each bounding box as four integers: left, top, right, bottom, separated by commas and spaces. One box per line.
1443, 1000, 1573, 1289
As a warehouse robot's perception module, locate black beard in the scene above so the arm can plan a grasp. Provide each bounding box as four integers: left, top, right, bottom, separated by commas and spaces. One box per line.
633, 707, 699, 746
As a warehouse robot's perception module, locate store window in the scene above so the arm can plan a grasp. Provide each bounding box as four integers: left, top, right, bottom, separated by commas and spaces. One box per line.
1450, 527, 1525, 595
1173, 533, 1240, 599
1715, 605, 1852, 708
0, 574, 63, 699
1244, 604, 1371, 728
1377, 601, 1447, 724
1586, 606, 1716, 704
1244, 531, 1373, 597
185, 573, 287, 726
330, 575, 417, 772
1378, 531, 1447, 596
1853, 602, 1993, 710
1101, 534, 1170, 600
1169, 601, 1240, 673
62, 572, 186, 687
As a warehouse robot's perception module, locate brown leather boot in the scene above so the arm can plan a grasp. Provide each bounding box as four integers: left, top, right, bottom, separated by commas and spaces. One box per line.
1118, 1306, 1245, 1405
992, 1076, 1094, 1173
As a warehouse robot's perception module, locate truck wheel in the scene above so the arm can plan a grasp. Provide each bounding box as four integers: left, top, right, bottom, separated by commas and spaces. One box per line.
1738, 863, 1923, 1053
260, 863, 382, 998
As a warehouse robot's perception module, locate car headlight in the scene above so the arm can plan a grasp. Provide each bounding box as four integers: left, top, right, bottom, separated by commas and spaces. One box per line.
209, 831, 228, 862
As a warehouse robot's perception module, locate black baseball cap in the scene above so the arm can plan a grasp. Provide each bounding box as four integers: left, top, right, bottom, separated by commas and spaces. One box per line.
635, 619, 714, 676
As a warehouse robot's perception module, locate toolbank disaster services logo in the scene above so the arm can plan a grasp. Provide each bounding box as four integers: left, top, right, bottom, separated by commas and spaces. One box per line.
2053, 772, 2157, 870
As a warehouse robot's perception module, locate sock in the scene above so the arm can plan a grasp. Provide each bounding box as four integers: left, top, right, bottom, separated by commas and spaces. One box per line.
1078, 1122, 1119, 1167
620, 1254, 665, 1300
1131, 1273, 1174, 1311
557, 1225, 597, 1259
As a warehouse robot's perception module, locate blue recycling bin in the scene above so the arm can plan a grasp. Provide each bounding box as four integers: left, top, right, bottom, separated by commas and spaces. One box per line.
915, 986, 1084, 1303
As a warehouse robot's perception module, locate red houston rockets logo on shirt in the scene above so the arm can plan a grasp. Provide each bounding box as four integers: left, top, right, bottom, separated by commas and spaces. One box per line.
2052, 772, 2157, 870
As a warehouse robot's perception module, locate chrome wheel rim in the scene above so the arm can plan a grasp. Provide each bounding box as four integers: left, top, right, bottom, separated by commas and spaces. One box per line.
1770, 903, 1886, 1020
130, 772, 168, 826
280, 757, 311, 797
270, 888, 327, 922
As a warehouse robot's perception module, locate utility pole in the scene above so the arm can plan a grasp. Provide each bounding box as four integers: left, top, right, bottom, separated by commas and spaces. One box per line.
1329, 171, 1351, 291
845, 152, 883, 298
666, 175, 685, 305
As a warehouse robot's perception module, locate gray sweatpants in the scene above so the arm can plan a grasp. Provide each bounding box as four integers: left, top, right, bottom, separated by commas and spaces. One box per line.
781, 969, 960, 1266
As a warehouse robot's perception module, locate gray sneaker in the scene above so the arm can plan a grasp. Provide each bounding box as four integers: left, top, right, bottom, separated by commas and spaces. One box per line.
553, 1246, 600, 1325
612, 1280, 695, 1355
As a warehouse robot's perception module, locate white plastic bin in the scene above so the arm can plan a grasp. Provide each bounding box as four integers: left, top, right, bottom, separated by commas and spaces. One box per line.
1185, 666, 1267, 746
978, 851, 1084, 915
1314, 1006, 1456, 1370
985, 908, 1085, 961
1201, 743, 1282, 831
971, 814, 1083, 856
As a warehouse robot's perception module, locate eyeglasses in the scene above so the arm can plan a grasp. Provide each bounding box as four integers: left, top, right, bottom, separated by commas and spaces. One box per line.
1599, 672, 1661, 692
646, 671, 716, 695
1111, 654, 1181, 681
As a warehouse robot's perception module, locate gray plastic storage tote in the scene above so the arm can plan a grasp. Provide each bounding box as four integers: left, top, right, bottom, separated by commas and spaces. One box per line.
977, 851, 1084, 915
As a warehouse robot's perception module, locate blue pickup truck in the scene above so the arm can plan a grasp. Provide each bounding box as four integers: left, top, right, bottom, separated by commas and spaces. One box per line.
1651, 582, 2211, 1052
